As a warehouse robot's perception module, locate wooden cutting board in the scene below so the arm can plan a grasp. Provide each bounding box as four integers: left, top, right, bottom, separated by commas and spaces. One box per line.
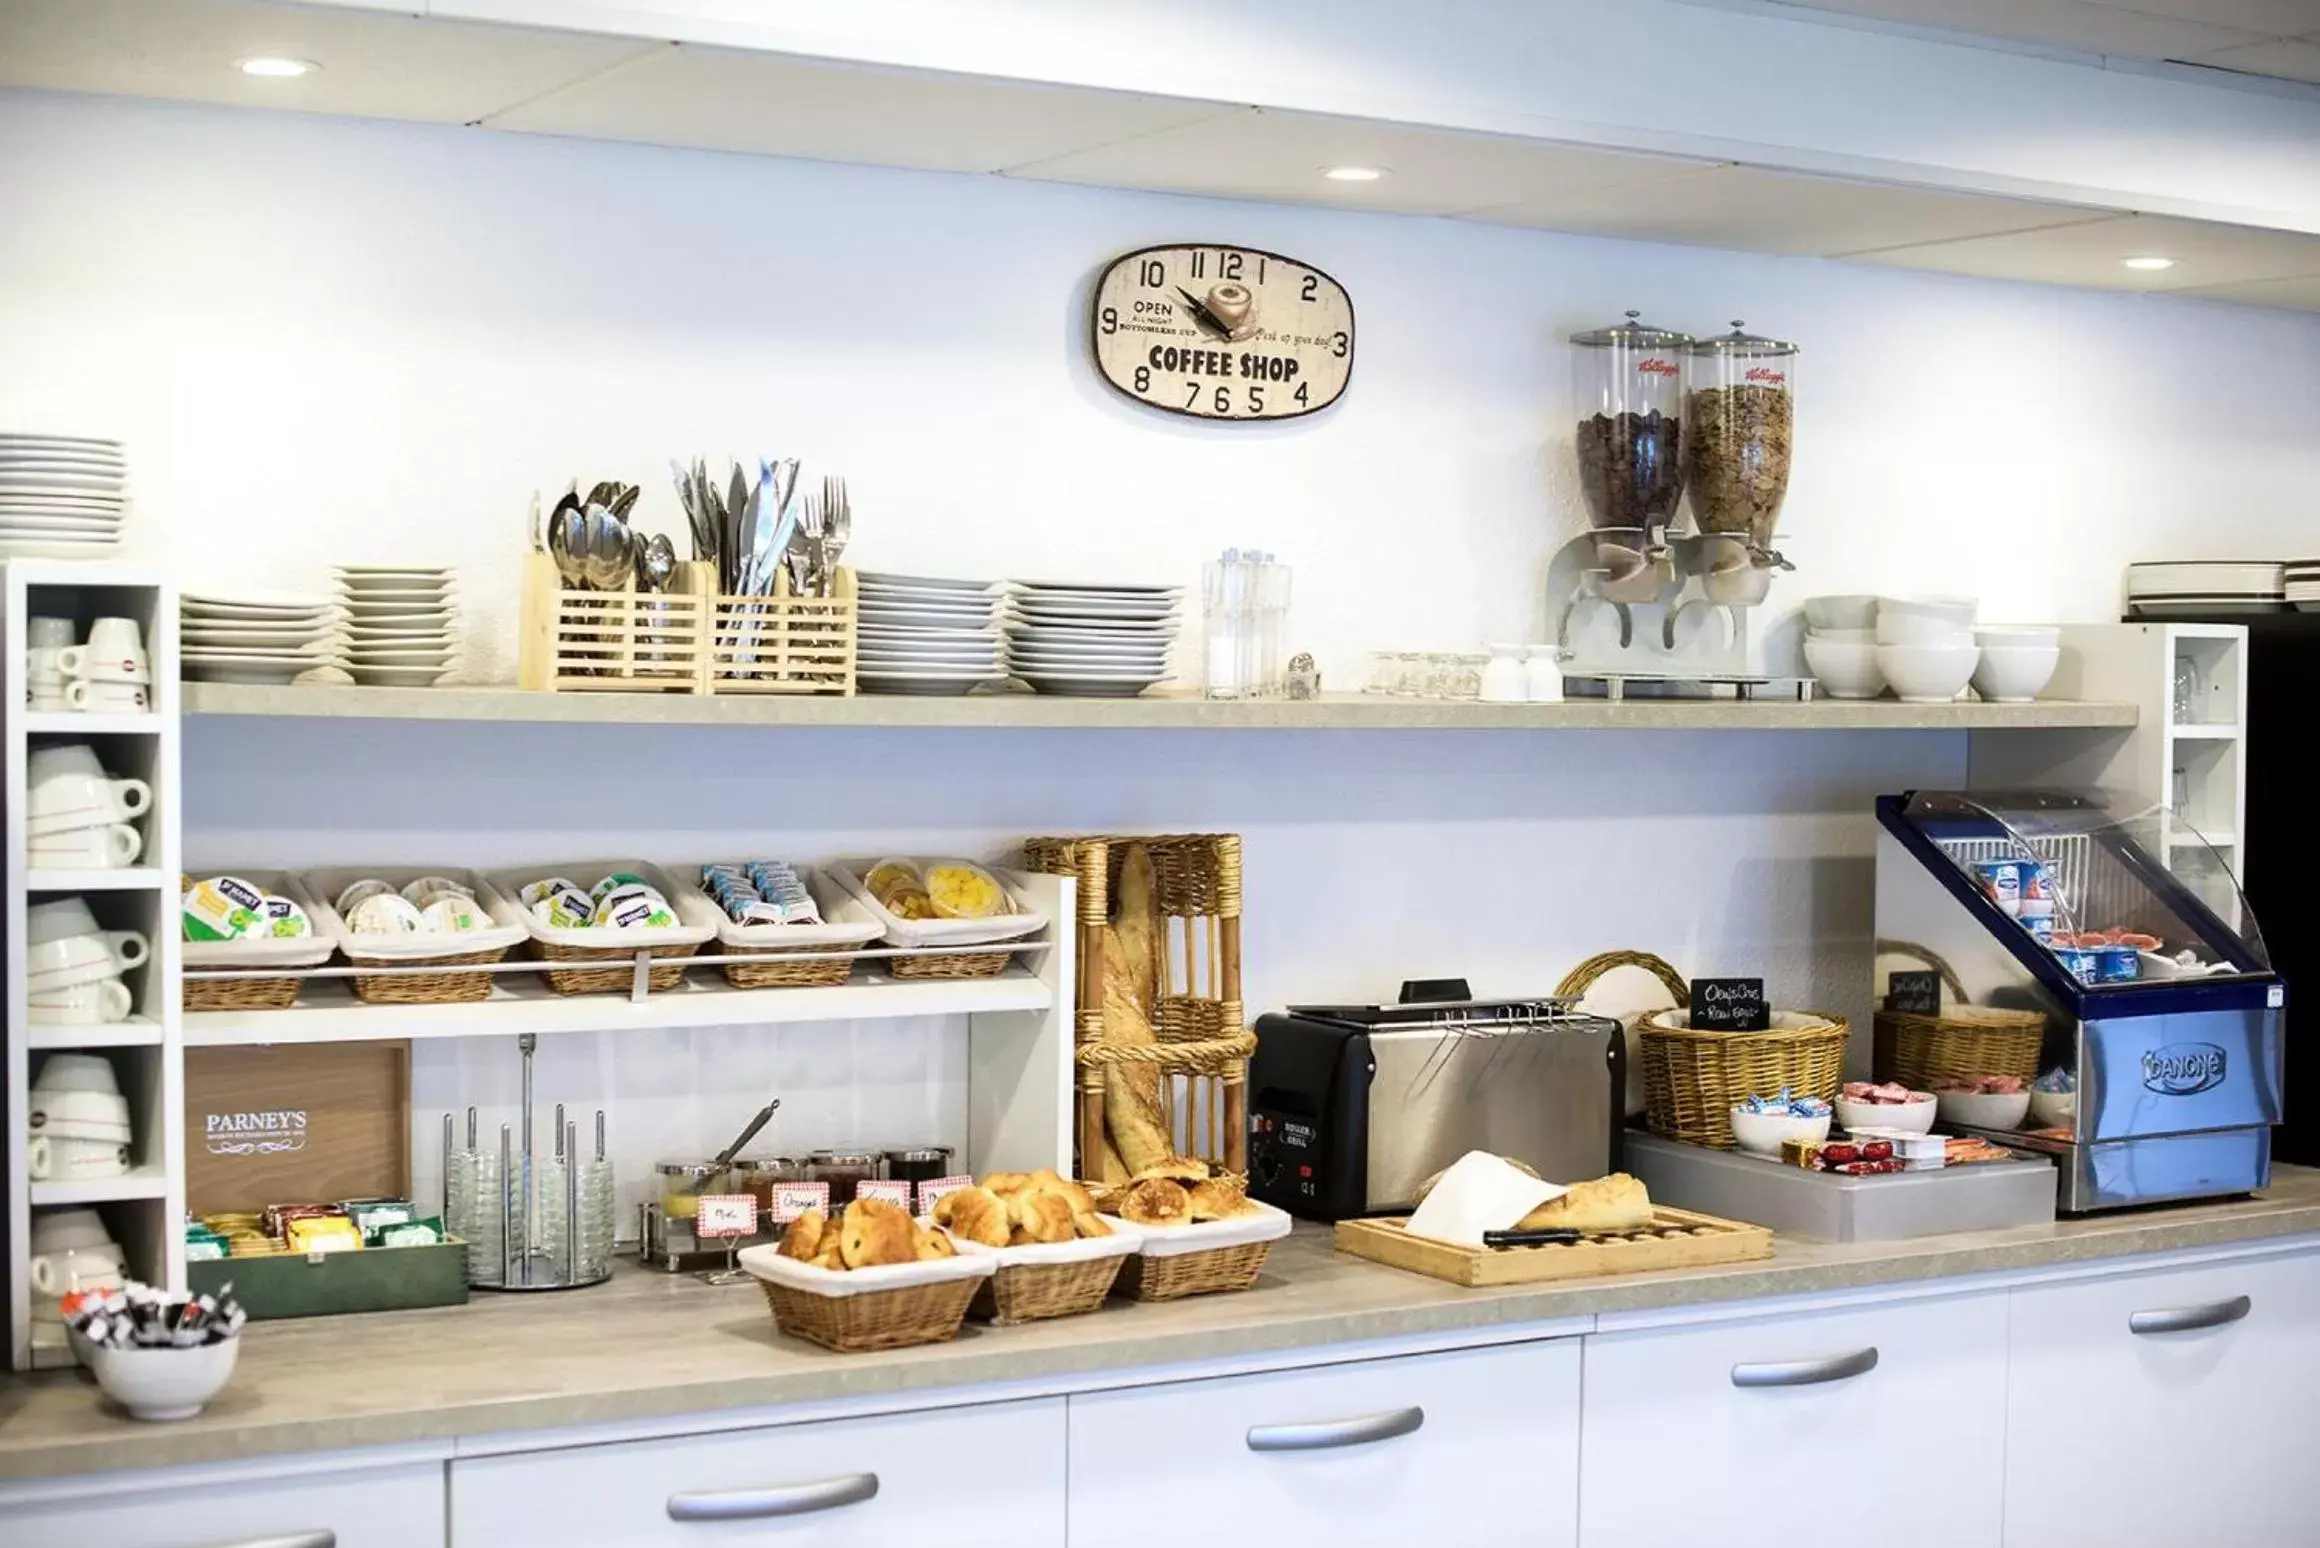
1334, 1205, 1772, 1288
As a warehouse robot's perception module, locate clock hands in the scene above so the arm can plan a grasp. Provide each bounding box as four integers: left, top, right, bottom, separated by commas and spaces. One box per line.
1175, 286, 1233, 340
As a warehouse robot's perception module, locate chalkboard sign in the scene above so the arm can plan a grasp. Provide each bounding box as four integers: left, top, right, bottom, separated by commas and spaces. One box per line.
1887, 970, 1943, 1015
1690, 977, 1769, 1032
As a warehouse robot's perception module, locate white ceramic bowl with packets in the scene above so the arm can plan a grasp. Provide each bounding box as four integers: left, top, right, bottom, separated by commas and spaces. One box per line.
1728, 1107, 1832, 1156
85, 1337, 240, 1422
1936, 1088, 2032, 1130
1834, 1092, 1939, 1135
180, 870, 336, 1010
676, 863, 883, 989
830, 857, 1049, 951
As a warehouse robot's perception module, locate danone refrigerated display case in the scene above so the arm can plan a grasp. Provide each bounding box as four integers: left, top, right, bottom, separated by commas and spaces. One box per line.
1874, 791, 2284, 1212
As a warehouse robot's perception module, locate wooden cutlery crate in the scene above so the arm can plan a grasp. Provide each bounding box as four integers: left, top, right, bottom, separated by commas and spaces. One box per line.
517, 554, 855, 695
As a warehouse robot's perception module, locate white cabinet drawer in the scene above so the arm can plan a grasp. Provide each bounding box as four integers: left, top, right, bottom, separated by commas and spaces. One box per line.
0, 1457, 444, 1548
452, 1397, 1062, 1547
1581, 1294, 2006, 1548
1067, 1340, 1580, 1548
2004, 1249, 2320, 1547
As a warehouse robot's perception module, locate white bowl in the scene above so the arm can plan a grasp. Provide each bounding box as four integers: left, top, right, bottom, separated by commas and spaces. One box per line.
1808, 627, 1877, 644
1803, 595, 1880, 632
1875, 610, 1975, 647
2029, 1088, 2076, 1130
1729, 1107, 1832, 1156
85, 1337, 239, 1421
1971, 643, 2060, 703
1974, 624, 2059, 647
1803, 636, 1887, 700
1881, 594, 1979, 626
1935, 1089, 2032, 1131
1875, 642, 1980, 703
1836, 1093, 1939, 1134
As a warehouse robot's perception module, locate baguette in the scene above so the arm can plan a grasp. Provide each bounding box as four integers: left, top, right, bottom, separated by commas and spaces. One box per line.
1099, 845, 1168, 1173
1518, 1173, 1653, 1234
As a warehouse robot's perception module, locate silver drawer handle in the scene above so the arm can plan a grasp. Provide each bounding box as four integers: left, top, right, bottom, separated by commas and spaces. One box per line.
666, 1473, 879, 1522
198, 1535, 335, 1548
2130, 1295, 2251, 1336
1731, 1348, 1880, 1388
1246, 1406, 1424, 1452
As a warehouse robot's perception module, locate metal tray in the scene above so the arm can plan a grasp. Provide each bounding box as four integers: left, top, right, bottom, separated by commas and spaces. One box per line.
1625, 1130, 2058, 1242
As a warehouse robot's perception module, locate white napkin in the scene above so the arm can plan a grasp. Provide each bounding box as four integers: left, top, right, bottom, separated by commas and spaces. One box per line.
1403, 1151, 1565, 1247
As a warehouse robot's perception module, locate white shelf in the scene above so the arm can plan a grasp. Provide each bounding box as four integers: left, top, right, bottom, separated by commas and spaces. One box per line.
181, 682, 2141, 733
2168, 723, 2239, 740
2170, 830, 2239, 849
21, 712, 164, 736
28, 1018, 164, 1050
184, 968, 1055, 1046
29, 1166, 170, 1206
22, 867, 169, 893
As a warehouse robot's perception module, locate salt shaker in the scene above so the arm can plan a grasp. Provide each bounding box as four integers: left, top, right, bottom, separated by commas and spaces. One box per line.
1523, 646, 1565, 703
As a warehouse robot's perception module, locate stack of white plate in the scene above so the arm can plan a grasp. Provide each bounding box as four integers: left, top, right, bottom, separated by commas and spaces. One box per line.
1004, 581, 1181, 697
2125, 561, 2286, 618
2288, 561, 2320, 613
181, 588, 346, 684
854, 571, 1005, 695
336, 566, 458, 687
0, 435, 128, 558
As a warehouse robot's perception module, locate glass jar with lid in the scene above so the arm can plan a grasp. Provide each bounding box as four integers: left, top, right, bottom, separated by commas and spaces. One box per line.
808, 1149, 881, 1207
1684, 321, 1798, 549
653, 1160, 729, 1224
1570, 311, 1692, 536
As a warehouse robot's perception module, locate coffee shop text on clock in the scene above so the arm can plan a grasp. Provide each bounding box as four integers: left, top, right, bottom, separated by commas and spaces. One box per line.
1090, 244, 1355, 422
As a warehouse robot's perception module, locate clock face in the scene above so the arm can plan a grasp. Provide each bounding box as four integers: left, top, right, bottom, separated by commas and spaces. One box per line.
1091, 244, 1355, 422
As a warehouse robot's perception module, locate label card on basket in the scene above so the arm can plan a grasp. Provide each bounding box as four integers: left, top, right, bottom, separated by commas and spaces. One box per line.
855, 1180, 913, 1211
767, 1183, 831, 1224
917, 1175, 974, 1216
1690, 977, 1770, 1032
1887, 970, 1943, 1015
696, 1194, 758, 1239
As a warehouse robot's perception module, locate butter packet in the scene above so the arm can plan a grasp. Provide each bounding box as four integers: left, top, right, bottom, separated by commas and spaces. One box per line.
259, 894, 312, 939
367, 1216, 446, 1248
184, 875, 267, 941
342, 1197, 413, 1235
592, 884, 674, 930
286, 1215, 364, 1254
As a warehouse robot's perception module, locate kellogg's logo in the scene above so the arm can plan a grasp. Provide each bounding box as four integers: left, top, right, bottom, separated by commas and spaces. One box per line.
1637, 357, 1679, 377
1744, 365, 1787, 385
2141, 1044, 2227, 1096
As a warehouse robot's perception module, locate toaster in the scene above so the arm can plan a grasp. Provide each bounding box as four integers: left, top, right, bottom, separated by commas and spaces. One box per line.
1247, 980, 1626, 1221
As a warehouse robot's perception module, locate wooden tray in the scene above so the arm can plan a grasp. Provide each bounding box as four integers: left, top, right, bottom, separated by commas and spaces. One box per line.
1333, 1205, 1772, 1288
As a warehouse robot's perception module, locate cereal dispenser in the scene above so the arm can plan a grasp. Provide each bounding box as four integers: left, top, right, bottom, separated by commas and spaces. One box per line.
1683, 321, 1798, 604
1569, 311, 1690, 605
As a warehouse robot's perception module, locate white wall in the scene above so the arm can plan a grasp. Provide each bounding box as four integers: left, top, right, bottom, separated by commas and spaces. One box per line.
4, 88, 2315, 1199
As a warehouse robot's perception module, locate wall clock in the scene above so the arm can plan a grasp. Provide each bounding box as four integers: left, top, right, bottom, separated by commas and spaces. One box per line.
1090, 244, 1355, 422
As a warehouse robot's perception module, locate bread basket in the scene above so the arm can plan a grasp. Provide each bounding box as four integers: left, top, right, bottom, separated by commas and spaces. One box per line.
738, 1242, 993, 1352
299, 867, 529, 1005
826, 858, 1046, 980
1872, 940, 2046, 1088
484, 860, 716, 995
954, 1223, 1143, 1324
673, 865, 882, 990
1103, 1200, 1290, 1302
180, 870, 337, 1012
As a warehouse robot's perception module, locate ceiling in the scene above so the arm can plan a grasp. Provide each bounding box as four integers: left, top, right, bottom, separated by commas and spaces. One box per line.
3, 0, 2320, 310
1745, 0, 2320, 84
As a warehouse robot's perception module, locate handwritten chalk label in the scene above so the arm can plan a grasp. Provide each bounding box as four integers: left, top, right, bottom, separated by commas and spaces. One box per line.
1689, 977, 1769, 1032
1887, 970, 1943, 1015
917, 1175, 974, 1216
855, 1179, 913, 1210
695, 1194, 758, 1239
767, 1182, 831, 1224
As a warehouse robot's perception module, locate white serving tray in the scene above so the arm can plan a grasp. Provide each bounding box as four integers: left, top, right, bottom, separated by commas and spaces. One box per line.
480, 859, 718, 952
672, 864, 885, 954
179, 868, 339, 970
298, 865, 530, 961
826, 857, 1049, 948
738, 1240, 995, 1298
1100, 1199, 1292, 1258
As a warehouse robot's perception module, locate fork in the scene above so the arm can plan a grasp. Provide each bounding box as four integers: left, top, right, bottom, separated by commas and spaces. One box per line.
819, 475, 851, 596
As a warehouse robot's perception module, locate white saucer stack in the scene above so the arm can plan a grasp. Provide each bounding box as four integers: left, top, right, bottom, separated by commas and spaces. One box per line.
853, 571, 1005, 696
2288, 561, 2320, 613
2125, 561, 2286, 618
0, 435, 128, 558
1004, 581, 1181, 697
336, 566, 458, 687
180, 588, 347, 684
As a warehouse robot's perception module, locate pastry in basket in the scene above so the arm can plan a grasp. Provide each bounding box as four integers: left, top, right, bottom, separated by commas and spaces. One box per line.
1010, 1190, 1077, 1245
1186, 1175, 1253, 1222
1130, 1156, 1210, 1185
776, 1200, 950, 1272
1118, 1177, 1193, 1228
932, 1185, 1012, 1248
946, 1171, 1117, 1244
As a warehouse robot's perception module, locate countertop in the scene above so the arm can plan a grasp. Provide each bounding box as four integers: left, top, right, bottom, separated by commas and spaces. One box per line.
6, 1169, 2318, 1483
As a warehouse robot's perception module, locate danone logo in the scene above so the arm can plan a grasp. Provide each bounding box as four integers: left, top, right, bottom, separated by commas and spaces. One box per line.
205, 1108, 308, 1157
2141, 1044, 2227, 1096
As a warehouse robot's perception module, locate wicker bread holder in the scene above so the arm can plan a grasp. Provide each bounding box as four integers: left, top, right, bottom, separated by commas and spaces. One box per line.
181, 870, 337, 1012
827, 859, 1047, 981
1557, 950, 1848, 1149
956, 1225, 1142, 1324
675, 865, 881, 990
1871, 940, 2047, 1088
739, 1243, 992, 1352
298, 868, 529, 1005
486, 860, 717, 997
1105, 1201, 1292, 1301
1022, 833, 1255, 1178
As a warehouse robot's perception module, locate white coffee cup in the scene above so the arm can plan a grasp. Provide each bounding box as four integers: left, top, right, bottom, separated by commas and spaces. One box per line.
27, 898, 102, 943
58, 620, 150, 685
27, 616, 77, 650
27, 742, 105, 781
27, 1133, 130, 1182
32, 1053, 120, 1096
27, 644, 65, 685
30, 1208, 115, 1254
30, 822, 143, 869
28, 1088, 134, 1137
28, 977, 134, 1025
27, 771, 149, 837
65, 679, 149, 713
28, 687, 69, 712
28, 929, 147, 984
32, 1244, 128, 1296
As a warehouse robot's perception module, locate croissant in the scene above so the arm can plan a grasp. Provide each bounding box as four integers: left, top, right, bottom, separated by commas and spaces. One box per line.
838, 1198, 919, 1268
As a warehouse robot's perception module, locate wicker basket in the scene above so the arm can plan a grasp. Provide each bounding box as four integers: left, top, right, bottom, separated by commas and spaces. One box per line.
347, 944, 512, 1005
888, 950, 1011, 980
718, 943, 855, 991
756, 1274, 979, 1352
528, 939, 701, 996
1116, 1239, 1274, 1301
182, 975, 304, 1012
1875, 1005, 2047, 1089
1022, 833, 1255, 1178
971, 1253, 1129, 1324
1559, 950, 1848, 1149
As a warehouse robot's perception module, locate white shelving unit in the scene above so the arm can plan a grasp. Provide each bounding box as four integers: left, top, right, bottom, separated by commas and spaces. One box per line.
4, 560, 183, 1372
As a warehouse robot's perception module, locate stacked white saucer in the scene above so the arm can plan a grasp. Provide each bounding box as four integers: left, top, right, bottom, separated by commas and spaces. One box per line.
336, 566, 457, 687
0, 435, 128, 558
2287, 560, 2320, 613
854, 571, 1004, 695
1004, 581, 1181, 697
181, 588, 346, 684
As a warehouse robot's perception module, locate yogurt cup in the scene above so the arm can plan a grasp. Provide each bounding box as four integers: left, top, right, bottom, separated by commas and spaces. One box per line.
1976, 860, 2023, 916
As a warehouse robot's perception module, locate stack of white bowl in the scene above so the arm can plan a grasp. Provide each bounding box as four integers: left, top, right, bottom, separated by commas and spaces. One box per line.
336, 566, 458, 686
1799, 594, 1884, 699
26, 1048, 134, 1184
1874, 596, 1981, 703
1969, 625, 2060, 703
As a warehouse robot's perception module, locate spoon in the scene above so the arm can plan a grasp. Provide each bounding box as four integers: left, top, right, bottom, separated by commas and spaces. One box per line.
643, 532, 676, 594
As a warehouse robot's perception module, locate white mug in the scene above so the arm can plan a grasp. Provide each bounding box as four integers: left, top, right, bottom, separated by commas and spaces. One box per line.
64, 679, 148, 713
30, 1208, 115, 1254
27, 1133, 131, 1182
26, 898, 102, 943
30, 821, 143, 869
29, 1244, 127, 1298
28, 688, 69, 712
59, 635, 151, 686
27, 616, 77, 650
29, 977, 134, 1025
27, 644, 64, 685
26, 742, 105, 782
26, 771, 149, 837
28, 929, 147, 983
32, 1052, 121, 1096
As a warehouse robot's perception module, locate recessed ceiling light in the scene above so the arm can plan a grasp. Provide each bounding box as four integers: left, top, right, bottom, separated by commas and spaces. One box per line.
2121, 256, 2177, 271
236, 56, 318, 78
1321, 166, 1385, 183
